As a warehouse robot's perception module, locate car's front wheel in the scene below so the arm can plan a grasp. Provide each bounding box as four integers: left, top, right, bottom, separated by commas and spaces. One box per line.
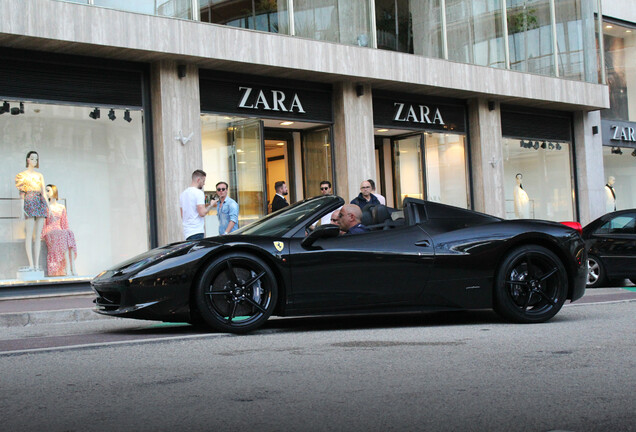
586, 255, 606, 288
494, 245, 568, 323
195, 252, 278, 334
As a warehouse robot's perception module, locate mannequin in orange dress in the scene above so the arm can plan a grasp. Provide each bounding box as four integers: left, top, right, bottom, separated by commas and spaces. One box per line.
15, 151, 49, 271
41, 184, 77, 276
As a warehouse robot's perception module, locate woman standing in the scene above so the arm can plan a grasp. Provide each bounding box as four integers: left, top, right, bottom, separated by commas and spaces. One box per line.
42, 184, 77, 276
15, 151, 49, 271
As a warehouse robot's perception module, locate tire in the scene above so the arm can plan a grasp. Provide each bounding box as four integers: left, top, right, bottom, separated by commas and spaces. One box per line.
195, 252, 278, 334
494, 245, 568, 323
586, 255, 606, 288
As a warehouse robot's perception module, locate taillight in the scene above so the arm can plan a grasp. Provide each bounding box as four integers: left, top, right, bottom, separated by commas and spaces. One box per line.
560, 221, 582, 235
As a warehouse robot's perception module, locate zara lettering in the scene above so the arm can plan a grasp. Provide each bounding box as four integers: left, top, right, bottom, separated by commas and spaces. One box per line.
238, 86, 306, 113
611, 125, 636, 142
393, 103, 445, 125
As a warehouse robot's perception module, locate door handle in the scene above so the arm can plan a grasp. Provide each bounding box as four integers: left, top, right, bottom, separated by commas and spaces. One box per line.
415, 240, 431, 247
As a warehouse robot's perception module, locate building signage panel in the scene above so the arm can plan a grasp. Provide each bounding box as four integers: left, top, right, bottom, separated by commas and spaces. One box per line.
373, 93, 466, 133
602, 119, 636, 149
200, 73, 332, 123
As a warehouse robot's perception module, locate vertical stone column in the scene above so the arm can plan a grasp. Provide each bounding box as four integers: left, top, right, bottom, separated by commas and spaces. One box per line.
150, 61, 202, 246
467, 98, 506, 217
573, 110, 605, 225
332, 82, 375, 202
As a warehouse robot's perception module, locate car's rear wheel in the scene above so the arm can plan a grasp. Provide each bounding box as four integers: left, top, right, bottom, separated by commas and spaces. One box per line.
494, 245, 568, 323
586, 255, 606, 288
195, 253, 277, 334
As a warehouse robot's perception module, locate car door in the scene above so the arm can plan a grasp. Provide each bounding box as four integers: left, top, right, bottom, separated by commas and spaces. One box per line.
592, 213, 636, 278
287, 225, 434, 312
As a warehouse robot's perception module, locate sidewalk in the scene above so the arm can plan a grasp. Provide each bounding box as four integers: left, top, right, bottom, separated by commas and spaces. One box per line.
1, 286, 635, 328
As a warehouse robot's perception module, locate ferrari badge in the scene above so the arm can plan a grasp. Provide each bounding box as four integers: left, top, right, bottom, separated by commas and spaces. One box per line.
274, 241, 284, 252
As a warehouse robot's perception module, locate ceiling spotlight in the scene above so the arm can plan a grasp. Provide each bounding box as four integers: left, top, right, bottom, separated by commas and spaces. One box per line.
548, 142, 555, 150
19, 102, 24, 114
541, 141, 547, 149
0, 101, 9, 115
611, 146, 623, 155
533, 141, 540, 150
631, 149, 636, 157
89, 108, 100, 119
556, 143, 562, 150
123, 109, 132, 123
519, 140, 525, 148
108, 109, 116, 121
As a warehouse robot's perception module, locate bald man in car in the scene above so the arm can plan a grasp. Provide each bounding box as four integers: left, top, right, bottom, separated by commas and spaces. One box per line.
338, 204, 369, 235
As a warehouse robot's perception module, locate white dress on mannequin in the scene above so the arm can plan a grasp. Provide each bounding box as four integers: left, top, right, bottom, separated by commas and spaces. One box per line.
513, 174, 530, 219
605, 176, 616, 213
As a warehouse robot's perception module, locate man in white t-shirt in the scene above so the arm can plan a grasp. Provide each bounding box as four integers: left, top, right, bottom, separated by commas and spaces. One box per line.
180, 169, 216, 240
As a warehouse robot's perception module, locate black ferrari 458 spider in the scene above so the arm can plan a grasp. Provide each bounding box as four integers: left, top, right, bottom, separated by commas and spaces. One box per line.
92, 196, 587, 333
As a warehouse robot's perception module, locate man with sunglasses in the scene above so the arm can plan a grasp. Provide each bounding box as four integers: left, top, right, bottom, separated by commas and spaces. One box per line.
180, 169, 216, 241
319, 180, 332, 196
214, 181, 239, 235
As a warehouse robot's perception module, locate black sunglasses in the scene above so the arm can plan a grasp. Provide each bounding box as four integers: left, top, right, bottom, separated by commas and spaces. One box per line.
320, 187, 330, 190
216, 187, 226, 192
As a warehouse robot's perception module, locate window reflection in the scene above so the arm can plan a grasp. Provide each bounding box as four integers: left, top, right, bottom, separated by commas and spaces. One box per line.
506, 0, 554, 76
393, 135, 423, 208
94, 0, 192, 18
199, 0, 289, 34
554, 0, 597, 82
446, 0, 506, 68
424, 133, 469, 208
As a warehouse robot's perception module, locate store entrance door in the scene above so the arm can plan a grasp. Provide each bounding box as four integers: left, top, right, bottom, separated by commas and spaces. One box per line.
264, 130, 294, 213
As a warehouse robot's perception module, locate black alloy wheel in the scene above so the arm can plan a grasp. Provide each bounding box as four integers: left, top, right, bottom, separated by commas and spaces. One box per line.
494, 245, 568, 323
586, 254, 606, 288
195, 252, 278, 334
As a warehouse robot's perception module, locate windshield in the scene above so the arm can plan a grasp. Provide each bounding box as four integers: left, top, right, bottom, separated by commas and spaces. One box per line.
233, 196, 343, 237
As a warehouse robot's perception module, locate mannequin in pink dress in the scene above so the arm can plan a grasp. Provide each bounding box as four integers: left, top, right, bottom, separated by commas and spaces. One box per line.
15, 151, 49, 271
41, 184, 77, 276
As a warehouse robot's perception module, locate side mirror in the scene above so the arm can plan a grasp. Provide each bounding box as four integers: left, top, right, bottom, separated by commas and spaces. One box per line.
301, 224, 340, 249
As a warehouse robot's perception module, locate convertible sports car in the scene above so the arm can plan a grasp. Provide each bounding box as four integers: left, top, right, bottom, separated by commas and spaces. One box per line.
583, 209, 636, 288
92, 196, 587, 333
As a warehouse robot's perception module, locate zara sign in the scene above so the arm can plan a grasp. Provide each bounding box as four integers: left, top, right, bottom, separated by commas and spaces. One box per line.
602, 119, 636, 149
237, 86, 306, 113
372, 92, 466, 133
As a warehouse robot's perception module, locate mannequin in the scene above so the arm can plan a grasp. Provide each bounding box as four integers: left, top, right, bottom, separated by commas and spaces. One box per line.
15, 151, 49, 271
605, 176, 616, 213
42, 184, 77, 276
513, 173, 530, 219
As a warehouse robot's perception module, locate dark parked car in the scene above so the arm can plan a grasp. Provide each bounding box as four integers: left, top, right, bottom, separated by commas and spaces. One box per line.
583, 209, 636, 288
92, 196, 587, 333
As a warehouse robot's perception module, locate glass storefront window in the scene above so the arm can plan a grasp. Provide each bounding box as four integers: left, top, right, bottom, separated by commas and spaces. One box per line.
391, 131, 469, 209
393, 135, 423, 207
201, 115, 266, 233
446, 0, 506, 68
602, 146, 636, 210
294, 0, 371, 46
502, 137, 574, 220
602, 21, 636, 121
302, 128, 333, 197
424, 132, 469, 208
0, 102, 149, 285
94, 0, 192, 18
199, 0, 290, 34
506, 0, 554, 76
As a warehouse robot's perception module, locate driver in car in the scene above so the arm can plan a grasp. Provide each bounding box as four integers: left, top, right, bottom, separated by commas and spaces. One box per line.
338, 204, 369, 235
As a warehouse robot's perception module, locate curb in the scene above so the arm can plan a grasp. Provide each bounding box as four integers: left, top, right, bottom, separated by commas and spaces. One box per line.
0, 308, 113, 328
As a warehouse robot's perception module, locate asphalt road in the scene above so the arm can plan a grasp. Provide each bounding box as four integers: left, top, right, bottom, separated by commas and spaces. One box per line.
1, 299, 634, 432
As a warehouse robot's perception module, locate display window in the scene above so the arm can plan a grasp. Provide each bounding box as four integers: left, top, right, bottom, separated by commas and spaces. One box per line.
201, 114, 334, 237
602, 146, 636, 211
502, 137, 575, 221
0, 101, 150, 285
